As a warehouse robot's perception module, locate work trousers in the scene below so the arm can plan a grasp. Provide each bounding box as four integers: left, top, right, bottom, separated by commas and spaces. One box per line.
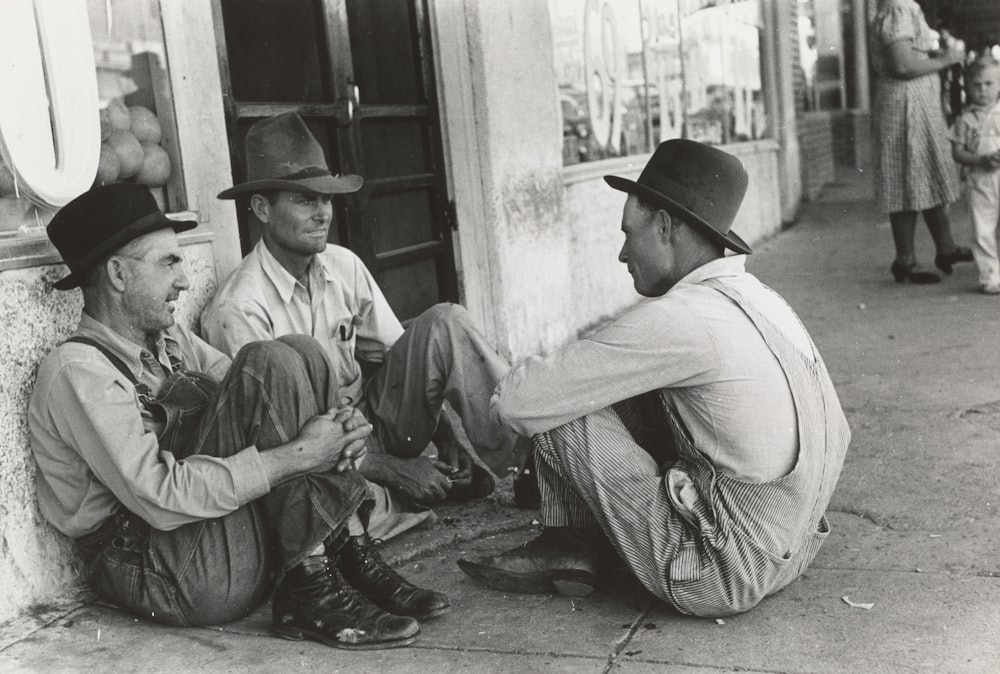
79, 335, 367, 627
363, 303, 521, 477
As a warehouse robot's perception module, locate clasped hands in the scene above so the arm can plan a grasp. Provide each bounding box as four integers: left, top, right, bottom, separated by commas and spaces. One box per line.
296, 406, 372, 474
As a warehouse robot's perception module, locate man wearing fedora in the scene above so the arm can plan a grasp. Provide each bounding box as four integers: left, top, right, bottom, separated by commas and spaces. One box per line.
29, 183, 451, 649
458, 140, 850, 617
202, 113, 529, 540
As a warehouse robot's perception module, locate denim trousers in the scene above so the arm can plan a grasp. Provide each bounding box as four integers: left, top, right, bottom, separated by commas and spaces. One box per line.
81, 335, 367, 627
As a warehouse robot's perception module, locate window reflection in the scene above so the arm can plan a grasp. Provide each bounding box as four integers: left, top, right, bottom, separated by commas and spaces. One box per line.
551, 0, 768, 166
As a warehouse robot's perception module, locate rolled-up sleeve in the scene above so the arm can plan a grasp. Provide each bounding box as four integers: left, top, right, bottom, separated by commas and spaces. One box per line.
45, 358, 270, 531
202, 301, 274, 359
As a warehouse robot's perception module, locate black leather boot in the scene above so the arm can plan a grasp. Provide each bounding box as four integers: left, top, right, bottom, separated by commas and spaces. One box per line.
272, 555, 419, 650
338, 536, 451, 620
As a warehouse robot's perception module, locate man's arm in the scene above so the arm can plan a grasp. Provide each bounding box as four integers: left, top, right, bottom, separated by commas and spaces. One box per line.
493, 297, 717, 437
201, 301, 274, 359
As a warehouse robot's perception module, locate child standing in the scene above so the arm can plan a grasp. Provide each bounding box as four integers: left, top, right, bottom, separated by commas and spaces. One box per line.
950, 57, 1000, 293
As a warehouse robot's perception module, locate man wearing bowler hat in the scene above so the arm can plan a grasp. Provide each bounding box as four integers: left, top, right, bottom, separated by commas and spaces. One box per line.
202, 113, 531, 540
29, 183, 451, 649
458, 140, 851, 617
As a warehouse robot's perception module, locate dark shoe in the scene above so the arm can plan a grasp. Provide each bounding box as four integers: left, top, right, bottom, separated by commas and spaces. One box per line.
272, 555, 419, 650
934, 247, 973, 275
444, 463, 495, 502
890, 260, 940, 284
338, 536, 450, 620
457, 527, 611, 597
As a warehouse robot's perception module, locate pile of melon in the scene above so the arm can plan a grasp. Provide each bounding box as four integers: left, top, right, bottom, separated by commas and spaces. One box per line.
97, 99, 171, 187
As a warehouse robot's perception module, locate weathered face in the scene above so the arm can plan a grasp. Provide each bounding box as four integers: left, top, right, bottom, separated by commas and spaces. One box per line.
257, 190, 334, 258
969, 67, 1000, 108
618, 195, 674, 297
116, 228, 189, 336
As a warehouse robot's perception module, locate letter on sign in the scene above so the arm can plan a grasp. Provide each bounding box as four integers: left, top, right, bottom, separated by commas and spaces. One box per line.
0, 0, 99, 207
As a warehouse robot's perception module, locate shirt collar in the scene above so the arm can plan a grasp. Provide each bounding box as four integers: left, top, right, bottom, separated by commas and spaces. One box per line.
76, 312, 179, 379
675, 254, 747, 288
256, 240, 331, 304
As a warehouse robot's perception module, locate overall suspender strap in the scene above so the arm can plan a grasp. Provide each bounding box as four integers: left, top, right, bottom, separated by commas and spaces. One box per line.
64, 336, 138, 384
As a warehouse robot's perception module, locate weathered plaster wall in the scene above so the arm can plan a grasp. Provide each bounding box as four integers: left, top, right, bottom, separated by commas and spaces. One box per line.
0, 240, 216, 626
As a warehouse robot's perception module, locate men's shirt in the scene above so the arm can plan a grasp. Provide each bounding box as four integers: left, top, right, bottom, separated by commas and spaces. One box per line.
28, 313, 270, 538
493, 255, 813, 482
201, 241, 404, 405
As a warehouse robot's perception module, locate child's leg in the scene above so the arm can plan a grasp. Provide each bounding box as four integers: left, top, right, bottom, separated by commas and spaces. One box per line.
968, 172, 1000, 287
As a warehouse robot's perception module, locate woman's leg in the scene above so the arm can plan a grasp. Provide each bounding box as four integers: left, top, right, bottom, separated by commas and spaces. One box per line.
889, 210, 918, 263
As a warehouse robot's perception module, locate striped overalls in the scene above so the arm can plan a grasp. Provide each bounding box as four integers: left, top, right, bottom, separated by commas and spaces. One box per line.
532, 278, 851, 617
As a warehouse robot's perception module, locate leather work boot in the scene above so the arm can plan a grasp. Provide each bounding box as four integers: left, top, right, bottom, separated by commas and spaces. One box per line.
457, 526, 612, 597
272, 555, 420, 650
338, 536, 451, 620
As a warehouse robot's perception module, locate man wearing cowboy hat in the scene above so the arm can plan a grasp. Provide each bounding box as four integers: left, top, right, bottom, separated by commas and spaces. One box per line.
458, 140, 850, 617
29, 183, 451, 649
202, 113, 529, 540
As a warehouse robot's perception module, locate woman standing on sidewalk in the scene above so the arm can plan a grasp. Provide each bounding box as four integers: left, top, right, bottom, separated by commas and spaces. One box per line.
871, 0, 972, 284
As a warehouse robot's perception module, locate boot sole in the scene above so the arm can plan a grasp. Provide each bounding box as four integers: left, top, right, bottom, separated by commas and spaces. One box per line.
273, 624, 418, 650
457, 559, 595, 597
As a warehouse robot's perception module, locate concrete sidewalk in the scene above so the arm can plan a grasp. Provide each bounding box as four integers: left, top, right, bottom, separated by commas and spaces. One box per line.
2, 168, 999, 673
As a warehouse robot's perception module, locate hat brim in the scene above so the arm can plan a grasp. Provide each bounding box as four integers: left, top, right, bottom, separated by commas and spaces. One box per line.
217, 174, 364, 199
604, 175, 752, 255
53, 213, 197, 290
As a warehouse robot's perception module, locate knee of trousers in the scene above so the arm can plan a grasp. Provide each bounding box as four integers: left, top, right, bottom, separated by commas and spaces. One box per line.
232, 339, 309, 374
410, 302, 471, 334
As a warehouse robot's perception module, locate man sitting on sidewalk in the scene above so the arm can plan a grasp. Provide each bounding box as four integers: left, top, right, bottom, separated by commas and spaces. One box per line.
202, 113, 531, 538
29, 184, 448, 649
459, 140, 851, 616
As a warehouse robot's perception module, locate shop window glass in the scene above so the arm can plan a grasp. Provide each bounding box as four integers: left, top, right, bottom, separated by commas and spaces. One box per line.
550, 0, 768, 166
0, 0, 183, 240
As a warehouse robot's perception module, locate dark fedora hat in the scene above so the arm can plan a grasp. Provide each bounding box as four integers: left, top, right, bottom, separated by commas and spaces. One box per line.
47, 183, 196, 290
218, 112, 363, 199
604, 139, 751, 255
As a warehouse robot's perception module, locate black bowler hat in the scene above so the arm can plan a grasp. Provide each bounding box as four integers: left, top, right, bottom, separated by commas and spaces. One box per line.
47, 183, 196, 290
217, 112, 363, 199
604, 139, 751, 255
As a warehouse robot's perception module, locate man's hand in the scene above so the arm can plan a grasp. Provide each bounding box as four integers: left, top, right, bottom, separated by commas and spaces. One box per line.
296, 408, 372, 473
360, 454, 452, 504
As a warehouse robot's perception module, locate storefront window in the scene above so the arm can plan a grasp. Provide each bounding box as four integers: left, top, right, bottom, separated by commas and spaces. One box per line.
550, 0, 768, 166
0, 0, 182, 240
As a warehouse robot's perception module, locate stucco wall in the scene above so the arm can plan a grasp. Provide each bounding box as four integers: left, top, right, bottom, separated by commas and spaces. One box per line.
0, 240, 216, 627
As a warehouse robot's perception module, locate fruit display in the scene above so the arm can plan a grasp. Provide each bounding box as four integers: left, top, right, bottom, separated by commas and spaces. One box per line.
94, 100, 171, 188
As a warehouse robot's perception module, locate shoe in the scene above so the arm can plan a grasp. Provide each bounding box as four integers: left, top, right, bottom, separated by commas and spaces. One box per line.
890, 260, 940, 284
338, 536, 450, 620
934, 247, 973, 275
272, 555, 419, 650
981, 283, 1000, 295
444, 463, 495, 502
457, 527, 611, 597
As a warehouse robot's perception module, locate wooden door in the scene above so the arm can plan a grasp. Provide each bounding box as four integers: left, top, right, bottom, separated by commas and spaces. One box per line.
213, 0, 458, 321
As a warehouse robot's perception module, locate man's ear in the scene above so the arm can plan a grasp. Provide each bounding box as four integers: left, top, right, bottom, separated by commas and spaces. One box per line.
654, 208, 674, 243
106, 257, 128, 292
249, 194, 271, 223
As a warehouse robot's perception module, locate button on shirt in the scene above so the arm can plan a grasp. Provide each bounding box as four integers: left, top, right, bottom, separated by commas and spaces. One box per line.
492, 256, 814, 482
28, 313, 271, 538
201, 242, 404, 406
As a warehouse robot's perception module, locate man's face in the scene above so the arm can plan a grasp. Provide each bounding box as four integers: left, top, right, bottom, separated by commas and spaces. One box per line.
116, 229, 189, 336
258, 190, 334, 258
969, 67, 1000, 108
618, 195, 674, 297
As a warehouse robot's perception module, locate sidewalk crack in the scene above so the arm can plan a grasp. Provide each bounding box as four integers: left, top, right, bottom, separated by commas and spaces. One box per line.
602, 601, 654, 673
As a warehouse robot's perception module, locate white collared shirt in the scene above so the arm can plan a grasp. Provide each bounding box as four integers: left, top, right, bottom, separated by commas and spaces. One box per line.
493, 255, 812, 482
202, 241, 404, 405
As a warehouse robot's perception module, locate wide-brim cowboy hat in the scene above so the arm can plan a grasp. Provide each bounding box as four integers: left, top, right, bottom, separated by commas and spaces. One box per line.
48, 183, 196, 290
218, 112, 363, 199
604, 139, 751, 255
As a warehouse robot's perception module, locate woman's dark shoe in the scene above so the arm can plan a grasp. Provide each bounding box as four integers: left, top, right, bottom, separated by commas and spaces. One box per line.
890, 260, 940, 284
934, 247, 973, 275
272, 555, 419, 649
338, 535, 451, 620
